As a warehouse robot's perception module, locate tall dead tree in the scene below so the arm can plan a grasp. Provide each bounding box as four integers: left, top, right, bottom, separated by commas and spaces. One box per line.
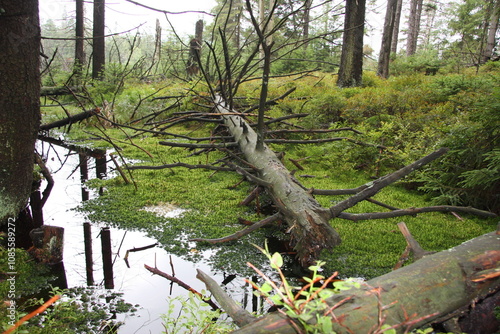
92, 0, 105, 79
0, 0, 41, 222
187, 20, 203, 77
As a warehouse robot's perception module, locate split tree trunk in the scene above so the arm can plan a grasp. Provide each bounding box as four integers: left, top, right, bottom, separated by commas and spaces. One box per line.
214, 96, 341, 267
232, 230, 500, 333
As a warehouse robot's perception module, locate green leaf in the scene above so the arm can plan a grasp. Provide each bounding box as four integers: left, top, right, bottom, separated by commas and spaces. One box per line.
271, 252, 283, 269
260, 282, 273, 294
380, 324, 396, 334
318, 315, 334, 333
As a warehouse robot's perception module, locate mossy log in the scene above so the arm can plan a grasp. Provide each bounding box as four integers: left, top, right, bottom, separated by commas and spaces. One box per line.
231, 231, 500, 333
40, 86, 84, 96
214, 96, 341, 267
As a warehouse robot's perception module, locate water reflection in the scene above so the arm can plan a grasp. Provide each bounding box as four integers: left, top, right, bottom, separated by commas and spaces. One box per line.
35, 141, 263, 333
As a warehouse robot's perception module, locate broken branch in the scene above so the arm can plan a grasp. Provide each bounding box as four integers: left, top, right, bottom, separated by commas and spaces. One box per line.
196, 269, 256, 327
39, 108, 100, 131
190, 213, 280, 244
337, 205, 496, 221
328, 148, 449, 218
144, 264, 220, 311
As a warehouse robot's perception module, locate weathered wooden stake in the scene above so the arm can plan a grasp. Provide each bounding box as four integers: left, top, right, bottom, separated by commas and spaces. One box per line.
100, 227, 114, 289
95, 153, 107, 196
83, 222, 94, 286
79, 154, 89, 201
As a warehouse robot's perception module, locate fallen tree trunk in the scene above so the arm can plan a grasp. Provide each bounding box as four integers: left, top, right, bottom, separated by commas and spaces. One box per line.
231, 230, 500, 333
40, 86, 85, 96
39, 108, 100, 131
214, 96, 341, 267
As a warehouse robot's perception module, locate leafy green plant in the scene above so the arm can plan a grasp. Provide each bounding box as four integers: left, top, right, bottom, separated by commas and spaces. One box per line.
161, 292, 235, 334
247, 241, 360, 333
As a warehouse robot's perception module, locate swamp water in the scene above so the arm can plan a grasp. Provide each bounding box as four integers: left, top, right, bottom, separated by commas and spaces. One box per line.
38, 143, 264, 333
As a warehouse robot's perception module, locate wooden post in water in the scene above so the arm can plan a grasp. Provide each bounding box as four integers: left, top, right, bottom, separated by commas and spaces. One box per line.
83, 222, 94, 286
95, 150, 107, 196
79, 153, 89, 201
29, 188, 44, 228
100, 227, 114, 289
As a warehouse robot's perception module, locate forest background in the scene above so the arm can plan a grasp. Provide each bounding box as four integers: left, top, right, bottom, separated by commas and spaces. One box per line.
0, 0, 499, 332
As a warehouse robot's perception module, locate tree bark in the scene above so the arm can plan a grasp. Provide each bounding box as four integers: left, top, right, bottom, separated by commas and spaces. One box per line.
74, 0, 85, 75
483, 0, 500, 62
390, 0, 403, 54
39, 108, 100, 130
214, 96, 341, 267
407, 0, 423, 56
231, 231, 500, 333
92, 0, 105, 79
378, 0, 398, 78
303, 0, 313, 48
337, 0, 366, 87
0, 0, 41, 222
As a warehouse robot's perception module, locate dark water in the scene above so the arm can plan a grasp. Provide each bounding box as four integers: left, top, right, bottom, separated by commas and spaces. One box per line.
39, 143, 255, 333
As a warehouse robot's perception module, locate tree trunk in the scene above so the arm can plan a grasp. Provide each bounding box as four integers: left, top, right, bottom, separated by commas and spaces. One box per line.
0, 0, 41, 222
74, 0, 85, 75
390, 0, 403, 54
407, 0, 423, 56
483, 0, 500, 62
187, 20, 203, 77
214, 96, 341, 267
378, 0, 398, 78
92, 0, 105, 79
232, 231, 500, 333
337, 0, 366, 87
303, 0, 313, 48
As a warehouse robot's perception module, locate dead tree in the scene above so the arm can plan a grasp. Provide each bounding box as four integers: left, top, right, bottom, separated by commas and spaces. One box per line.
123, 1, 496, 268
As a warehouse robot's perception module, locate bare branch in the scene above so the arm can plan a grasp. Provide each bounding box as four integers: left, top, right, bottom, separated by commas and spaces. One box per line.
125, 0, 214, 16
144, 264, 220, 311
158, 141, 238, 149
190, 213, 280, 244
127, 162, 236, 172
327, 148, 449, 218
196, 269, 256, 327
337, 205, 496, 221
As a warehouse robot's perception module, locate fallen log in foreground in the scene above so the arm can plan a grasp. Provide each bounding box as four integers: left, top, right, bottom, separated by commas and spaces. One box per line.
226, 230, 500, 333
